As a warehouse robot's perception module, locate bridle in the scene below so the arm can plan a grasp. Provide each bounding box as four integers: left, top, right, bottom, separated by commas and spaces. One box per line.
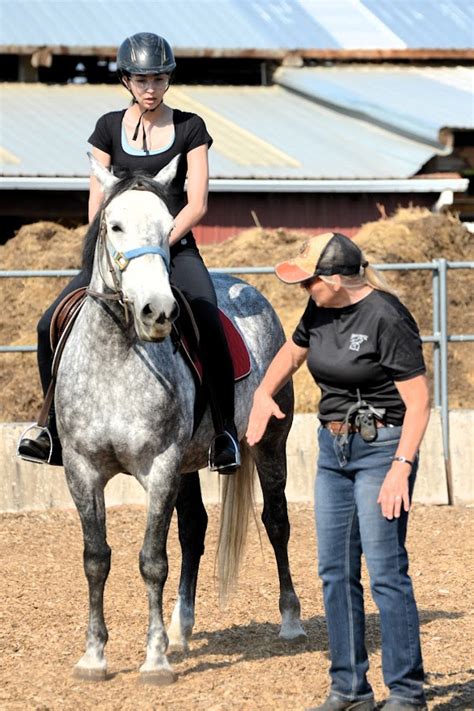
87, 199, 171, 324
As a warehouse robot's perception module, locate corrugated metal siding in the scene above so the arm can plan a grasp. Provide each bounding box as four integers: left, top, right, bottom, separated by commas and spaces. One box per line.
274, 65, 474, 147
1, 0, 473, 50
0, 83, 442, 179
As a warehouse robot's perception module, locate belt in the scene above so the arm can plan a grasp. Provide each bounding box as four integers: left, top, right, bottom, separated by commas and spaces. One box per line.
323, 420, 386, 436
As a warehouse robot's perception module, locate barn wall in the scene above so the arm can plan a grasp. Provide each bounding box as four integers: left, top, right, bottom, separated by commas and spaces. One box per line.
0, 190, 437, 245
194, 192, 437, 244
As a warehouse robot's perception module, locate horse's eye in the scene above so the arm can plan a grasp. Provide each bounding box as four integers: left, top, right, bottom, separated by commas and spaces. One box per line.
111, 224, 122, 232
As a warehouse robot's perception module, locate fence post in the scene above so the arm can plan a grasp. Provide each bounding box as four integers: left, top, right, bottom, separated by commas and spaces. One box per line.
432, 261, 441, 408
438, 258, 454, 504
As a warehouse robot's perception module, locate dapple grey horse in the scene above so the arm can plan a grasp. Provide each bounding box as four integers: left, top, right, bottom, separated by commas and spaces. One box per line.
55, 154, 304, 684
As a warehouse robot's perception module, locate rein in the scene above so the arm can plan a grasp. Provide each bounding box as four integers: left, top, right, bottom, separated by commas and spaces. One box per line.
86, 202, 171, 324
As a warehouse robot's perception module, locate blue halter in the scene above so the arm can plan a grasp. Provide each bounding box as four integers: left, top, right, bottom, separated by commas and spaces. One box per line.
111, 245, 170, 273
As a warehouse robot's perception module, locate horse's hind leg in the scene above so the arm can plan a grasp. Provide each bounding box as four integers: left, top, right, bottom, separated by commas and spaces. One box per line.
64, 464, 111, 679
253, 434, 306, 641
167, 472, 208, 653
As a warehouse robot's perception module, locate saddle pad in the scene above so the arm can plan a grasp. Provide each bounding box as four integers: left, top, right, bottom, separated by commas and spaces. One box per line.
219, 310, 252, 382
178, 309, 251, 385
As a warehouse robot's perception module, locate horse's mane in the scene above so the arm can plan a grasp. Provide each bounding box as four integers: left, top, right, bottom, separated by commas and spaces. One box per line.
81, 172, 170, 277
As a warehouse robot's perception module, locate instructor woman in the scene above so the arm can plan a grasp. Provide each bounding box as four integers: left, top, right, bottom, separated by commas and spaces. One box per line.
246, 232, 430, 711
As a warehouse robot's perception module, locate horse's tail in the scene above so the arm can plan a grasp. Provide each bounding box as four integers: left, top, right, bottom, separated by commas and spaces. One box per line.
216, 441, 256, 606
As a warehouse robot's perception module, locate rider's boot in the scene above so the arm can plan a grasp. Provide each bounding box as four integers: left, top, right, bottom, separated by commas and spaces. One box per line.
17, 411, 63, 466
208, 420, 241, 474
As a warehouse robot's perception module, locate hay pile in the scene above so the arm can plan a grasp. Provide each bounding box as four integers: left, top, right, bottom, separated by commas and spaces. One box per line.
0, 208, 472, 421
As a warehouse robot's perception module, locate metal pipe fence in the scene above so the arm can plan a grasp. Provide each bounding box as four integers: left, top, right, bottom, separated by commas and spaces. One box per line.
1, 260, 473, 503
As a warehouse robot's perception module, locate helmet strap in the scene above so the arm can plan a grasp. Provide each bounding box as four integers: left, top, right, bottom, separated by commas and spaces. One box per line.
131, 100, 163, 154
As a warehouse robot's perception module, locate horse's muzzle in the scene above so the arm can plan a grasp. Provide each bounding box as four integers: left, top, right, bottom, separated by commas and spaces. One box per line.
134, 299, 179, 342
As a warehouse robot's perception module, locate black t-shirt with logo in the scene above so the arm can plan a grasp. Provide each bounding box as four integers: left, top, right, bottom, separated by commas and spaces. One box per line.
292, 290, 426, 425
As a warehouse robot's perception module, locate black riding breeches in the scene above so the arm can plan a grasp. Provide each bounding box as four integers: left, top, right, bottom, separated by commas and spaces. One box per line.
36, 242, 235, 430
169, 241, 235, 430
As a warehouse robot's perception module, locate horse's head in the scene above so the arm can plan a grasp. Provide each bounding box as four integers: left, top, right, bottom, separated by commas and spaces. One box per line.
89, 153, 180, 342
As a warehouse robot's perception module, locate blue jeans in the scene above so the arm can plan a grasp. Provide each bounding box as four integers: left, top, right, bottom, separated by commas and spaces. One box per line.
315, 425, 425, 705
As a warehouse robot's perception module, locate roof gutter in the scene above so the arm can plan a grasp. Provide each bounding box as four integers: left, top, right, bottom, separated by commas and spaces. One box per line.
1, 45, 473, 61
0, 177, 469, 193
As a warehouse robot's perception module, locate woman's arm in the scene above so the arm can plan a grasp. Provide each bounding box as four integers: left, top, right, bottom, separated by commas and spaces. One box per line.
88, 146, 112, 223
377, 373, 431, 519
169, 144, 209, 246
246, 340, 308, 446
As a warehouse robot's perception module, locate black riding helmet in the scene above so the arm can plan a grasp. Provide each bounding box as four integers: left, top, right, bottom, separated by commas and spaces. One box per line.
117, 32, 176, 80
117, 33, 176, 153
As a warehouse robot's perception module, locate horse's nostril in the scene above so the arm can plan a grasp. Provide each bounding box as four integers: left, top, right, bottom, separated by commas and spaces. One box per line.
142, 304, 153, 318
156, 311, 166, 325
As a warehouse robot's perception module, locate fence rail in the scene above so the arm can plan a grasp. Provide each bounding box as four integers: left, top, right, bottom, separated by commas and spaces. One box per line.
1, 259, 473, 504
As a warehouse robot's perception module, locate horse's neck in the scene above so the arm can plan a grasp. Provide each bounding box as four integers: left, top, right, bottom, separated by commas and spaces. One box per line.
82, 263, 132, 351
89, 253, 108, 294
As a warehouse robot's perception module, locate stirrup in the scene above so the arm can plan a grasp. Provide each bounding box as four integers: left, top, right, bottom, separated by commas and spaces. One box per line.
208, 429, 241, 473
16, 424, 53, 465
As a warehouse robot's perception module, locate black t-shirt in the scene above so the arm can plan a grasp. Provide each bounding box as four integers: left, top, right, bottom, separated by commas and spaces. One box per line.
88, 109, 213, 238
292, 290, 426, 425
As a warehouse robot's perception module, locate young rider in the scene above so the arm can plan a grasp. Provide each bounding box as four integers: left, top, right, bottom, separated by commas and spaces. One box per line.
18, 32, 240, 473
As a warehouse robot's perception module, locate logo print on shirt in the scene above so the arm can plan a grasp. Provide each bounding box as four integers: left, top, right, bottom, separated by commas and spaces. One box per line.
349, 334, 368, 352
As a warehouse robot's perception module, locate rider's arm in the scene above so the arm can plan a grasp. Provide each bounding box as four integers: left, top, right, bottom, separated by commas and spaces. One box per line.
246, 340, 309, 446
88, 146, 112, 223
169, 144, 209, 246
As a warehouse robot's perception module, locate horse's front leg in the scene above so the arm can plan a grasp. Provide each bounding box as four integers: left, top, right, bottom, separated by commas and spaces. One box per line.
253, 435, 306, 641
138, 456, 181, 685
167, 471, 208, 653
64, 456, 111, 679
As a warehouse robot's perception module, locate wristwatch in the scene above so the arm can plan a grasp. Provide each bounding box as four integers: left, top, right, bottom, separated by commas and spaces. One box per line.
392, 456, 413, 466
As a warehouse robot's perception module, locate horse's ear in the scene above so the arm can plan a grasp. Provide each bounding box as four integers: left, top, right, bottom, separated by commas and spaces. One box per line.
88, 151, 118, 195
153, 154, 181, 188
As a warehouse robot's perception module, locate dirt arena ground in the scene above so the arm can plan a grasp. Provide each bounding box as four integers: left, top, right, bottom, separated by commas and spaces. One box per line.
1, 502, 473, 710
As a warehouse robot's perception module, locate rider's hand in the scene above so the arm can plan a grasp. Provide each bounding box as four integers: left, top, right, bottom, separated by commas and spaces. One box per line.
246, 389, 285, 446
377, 463, 411, 520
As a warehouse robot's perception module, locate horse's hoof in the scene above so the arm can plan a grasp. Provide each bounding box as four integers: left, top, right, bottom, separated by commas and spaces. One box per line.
279, 624, 308, 642
279, 631, 308, 643
73, 665, 108, 681
139, 669, 177, 686
167, 641, 189, 655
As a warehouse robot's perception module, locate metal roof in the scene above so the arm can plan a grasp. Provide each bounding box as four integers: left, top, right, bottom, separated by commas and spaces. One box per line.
274, 65, 474, 148
361, 0, 474, 50
0, 82, 453, 180
0, 0, 473, 51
